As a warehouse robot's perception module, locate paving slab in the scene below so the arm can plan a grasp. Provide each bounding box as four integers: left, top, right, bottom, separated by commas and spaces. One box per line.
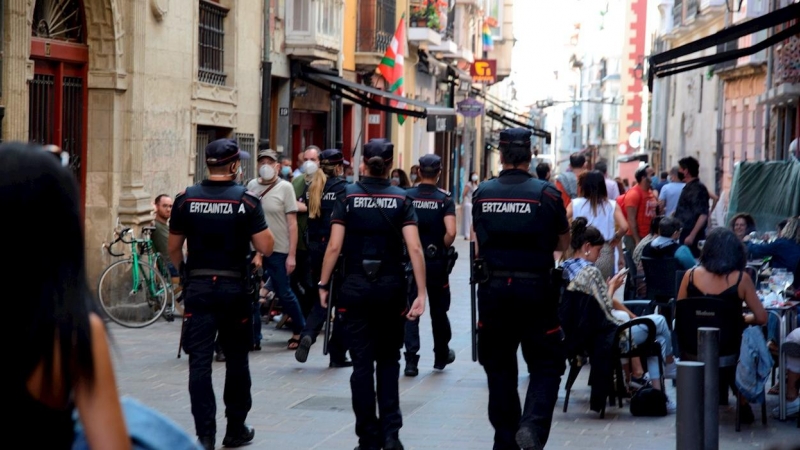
109, 239, 799, 449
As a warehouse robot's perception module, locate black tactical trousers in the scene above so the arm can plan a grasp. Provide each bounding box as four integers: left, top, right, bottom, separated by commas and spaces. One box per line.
339, 273, 407, 449
404, 275, 452, 362
182, 277, 252, 438
299, 250, 348, 361
477, 276, 566, 450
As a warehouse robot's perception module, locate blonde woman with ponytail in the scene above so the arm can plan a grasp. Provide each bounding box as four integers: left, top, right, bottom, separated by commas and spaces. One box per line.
294, 149, 353, 367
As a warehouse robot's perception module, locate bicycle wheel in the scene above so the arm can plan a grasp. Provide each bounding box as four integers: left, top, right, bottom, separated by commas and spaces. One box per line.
153, 252, 177, 320
97, 259, 169, 328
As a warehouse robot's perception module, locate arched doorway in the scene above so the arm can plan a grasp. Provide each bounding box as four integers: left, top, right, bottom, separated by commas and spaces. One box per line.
28, 0, 88, 197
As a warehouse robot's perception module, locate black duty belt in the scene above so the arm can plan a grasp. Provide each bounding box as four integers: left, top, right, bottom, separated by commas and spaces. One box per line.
491, 270, 550, 280
189, 269, 244, 279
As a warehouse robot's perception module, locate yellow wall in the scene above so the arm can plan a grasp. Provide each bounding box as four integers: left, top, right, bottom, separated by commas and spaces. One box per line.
343, 0, 357, 72
390, 0, 415, 172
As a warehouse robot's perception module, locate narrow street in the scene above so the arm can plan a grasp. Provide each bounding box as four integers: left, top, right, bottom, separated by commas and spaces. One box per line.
109, 239, 798, 449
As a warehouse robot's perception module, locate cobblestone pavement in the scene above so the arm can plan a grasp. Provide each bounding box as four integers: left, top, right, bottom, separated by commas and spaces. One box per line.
109, 239, 798, 449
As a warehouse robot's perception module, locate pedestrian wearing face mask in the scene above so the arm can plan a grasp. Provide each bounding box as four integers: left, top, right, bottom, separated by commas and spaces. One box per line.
292, 146, 322, 316
247, 150, 307, 350
462, 172, 479, 240
409, 165, 421, 187
390, 168, 412, 189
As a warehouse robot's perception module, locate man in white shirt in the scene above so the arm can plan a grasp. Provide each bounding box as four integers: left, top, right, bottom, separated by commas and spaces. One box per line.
595, 160, 619, 200
658, 166, 686, 217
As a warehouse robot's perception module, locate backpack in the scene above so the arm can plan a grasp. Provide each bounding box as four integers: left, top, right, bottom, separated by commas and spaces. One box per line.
735, 326, 773, 403
629, 386, 668, 417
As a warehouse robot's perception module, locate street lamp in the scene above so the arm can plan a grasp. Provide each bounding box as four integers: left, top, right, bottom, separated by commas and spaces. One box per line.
633, 55, 646, 81
726, 0, 744, 12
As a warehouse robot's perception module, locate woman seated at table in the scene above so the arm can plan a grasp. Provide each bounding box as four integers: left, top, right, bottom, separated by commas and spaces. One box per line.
562, 219, 677, 396
747, 217, 800, 363
745, 217, 800, 285
677, 227, 767, 421
730, 213, 757, 242
641, 216, 696, 270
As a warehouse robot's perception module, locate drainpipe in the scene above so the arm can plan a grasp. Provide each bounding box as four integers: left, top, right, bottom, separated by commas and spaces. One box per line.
258, 0, 273, 150
714, 9, 730, 196
763, 0, 777, 159
334, 6, 344, 151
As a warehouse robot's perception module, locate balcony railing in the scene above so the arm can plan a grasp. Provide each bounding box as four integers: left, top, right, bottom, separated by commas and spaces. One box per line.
673, 0, 683, 27
286, 0, 342, 57
357, 0, 396, 54
774, 35, 800, 86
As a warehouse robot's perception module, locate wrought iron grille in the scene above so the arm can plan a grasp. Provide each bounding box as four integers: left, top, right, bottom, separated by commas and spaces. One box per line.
357, 0, 396, 53
198, 0, 228, 85
195, 129, 211, 183
28, 74, 56, 146
234, 132, 256, 182
62, 76, 83, 181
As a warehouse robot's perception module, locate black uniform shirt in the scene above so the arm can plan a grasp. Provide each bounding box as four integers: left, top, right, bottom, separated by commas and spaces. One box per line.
170, 180, 268, 272
331, 177, 417, 265
472, 169, 568, 272
405, 183, 455, 254
307, 176, 348, 245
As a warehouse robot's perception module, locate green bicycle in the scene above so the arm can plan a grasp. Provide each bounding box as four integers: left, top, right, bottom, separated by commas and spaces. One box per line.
97, 222, 177, 328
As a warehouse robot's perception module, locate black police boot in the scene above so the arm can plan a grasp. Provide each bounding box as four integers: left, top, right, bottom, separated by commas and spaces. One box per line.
433, 349, 456, 370
215, 350, 226, 362
383, 437, 405, 450
403, 353, 419, 377
221, 424, 255, 447
294, 335, 313, 363
197, 435, 215, 450
329, 356, 353, 368
515, 425, 544, 450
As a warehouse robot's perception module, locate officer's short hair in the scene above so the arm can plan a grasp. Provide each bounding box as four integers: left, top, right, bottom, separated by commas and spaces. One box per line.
569, 153, 586, 169
594, 160, 608, 175
498, 128, 532, 166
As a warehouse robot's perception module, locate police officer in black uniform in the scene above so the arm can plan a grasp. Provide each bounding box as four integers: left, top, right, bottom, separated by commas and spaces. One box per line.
294, 148, 352, 367
318, 138, 427, 450
168, 138, 275, 450
402, 154, 457, 377
471, 128, 570, 450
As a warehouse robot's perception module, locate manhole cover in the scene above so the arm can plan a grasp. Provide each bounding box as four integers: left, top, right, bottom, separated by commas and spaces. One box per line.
292, 396, 424, 413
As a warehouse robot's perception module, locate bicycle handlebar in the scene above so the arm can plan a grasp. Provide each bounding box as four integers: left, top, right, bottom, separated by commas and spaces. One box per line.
103, 228, 133, 257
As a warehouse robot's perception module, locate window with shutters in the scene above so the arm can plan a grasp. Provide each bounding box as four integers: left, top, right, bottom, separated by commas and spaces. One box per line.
198, 0, 228, 85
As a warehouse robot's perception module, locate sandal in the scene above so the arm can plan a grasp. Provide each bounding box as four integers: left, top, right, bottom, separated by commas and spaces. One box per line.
287, 337, 300, 350
768, 383, 780, 395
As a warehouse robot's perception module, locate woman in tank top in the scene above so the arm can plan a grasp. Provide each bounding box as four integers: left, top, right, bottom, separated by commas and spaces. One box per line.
3, 143, 130, 449
567, 171, 628, 279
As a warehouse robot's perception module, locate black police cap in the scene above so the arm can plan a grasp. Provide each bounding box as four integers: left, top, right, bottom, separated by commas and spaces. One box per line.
363, 138, 394, 162
498, 128, 532, 149
205, 138, 250, 166
320, 148, 350, 166
418, 154, 442, 173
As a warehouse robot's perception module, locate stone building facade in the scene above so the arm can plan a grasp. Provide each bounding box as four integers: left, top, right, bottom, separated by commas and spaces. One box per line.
2, 0, 265, 281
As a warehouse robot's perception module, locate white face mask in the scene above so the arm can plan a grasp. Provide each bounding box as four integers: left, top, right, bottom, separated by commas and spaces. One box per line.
471, 175, 479, 182
259, 164, 276, 181
304, 161, 319, 176
410, 174, 418, 182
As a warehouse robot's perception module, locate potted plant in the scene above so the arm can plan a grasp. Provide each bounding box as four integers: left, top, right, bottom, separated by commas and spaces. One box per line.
410, 5, 427, 27
426, 4, 440, 31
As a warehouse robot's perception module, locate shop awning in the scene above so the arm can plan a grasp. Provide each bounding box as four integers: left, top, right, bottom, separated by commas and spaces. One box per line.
297, 67, 455, 126
485, 109, 552, 143
647, 2, 800, 91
